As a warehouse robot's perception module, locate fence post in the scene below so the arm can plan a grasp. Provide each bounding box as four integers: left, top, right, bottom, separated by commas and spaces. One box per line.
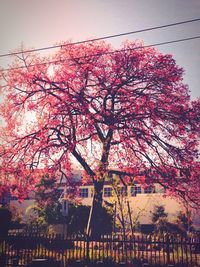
0, 250, 6, 267
12, 258, 19, 267
166, 234, 170, 264
86, 235, 90, 263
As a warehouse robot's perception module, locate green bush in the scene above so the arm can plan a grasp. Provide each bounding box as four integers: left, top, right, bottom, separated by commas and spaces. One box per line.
0, 207, 12, 237
66, 204, 113, 235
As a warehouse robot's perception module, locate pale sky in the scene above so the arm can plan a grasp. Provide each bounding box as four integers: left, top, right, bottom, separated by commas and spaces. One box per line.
0, 0, 199, 99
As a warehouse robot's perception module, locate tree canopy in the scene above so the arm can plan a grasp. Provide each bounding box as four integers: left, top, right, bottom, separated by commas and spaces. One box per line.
0, 40, 200, 208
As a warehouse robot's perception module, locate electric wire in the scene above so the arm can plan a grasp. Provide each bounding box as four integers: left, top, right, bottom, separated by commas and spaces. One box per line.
0, 17, 199, 58
1, 35, 199, 72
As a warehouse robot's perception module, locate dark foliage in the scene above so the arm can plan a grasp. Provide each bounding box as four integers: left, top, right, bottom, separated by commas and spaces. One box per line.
0, 207, 12, 237
66, 205, 113, 235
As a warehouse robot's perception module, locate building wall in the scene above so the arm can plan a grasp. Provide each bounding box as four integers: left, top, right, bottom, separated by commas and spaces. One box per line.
10, 183, 200, 230
76, 184, 183, 225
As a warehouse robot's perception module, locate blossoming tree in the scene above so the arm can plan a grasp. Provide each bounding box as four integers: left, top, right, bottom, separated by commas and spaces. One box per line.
0, 41, 199, 237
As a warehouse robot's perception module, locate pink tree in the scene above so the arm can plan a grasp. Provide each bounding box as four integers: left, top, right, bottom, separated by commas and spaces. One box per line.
0, 40, 199, 237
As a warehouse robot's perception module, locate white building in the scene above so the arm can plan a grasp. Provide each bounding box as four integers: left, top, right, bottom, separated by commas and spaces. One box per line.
8, 172, 200, 231
61, 183, 184, 224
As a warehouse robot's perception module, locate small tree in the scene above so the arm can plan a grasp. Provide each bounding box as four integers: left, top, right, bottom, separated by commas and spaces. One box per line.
25, 175, 65, 232
177, 211, 194, 233
152, 205, 168, 224
152, 205, 188, 236
104, 180, 143, 236
152, 205, 168, 235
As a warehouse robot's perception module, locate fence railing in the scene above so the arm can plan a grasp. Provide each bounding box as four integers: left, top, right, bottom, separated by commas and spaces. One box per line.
0, 231, 199, 266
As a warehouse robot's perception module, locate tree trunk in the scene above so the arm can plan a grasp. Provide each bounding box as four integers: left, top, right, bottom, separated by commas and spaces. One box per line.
86, 180, 104, 239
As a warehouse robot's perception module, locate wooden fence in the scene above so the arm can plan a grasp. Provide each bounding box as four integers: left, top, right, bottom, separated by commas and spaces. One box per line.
0, 232, 199, 266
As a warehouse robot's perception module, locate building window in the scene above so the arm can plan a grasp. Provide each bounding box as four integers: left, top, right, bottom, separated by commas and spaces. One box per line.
144, 186, 154, 194
80, 188, 89, 198
131, 186, 142, 196
117, 187, 128, 197
104, 187, 112, 197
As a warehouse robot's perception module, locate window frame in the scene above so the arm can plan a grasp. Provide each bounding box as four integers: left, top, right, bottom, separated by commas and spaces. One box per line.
80, 188, 89, 198
131, 186, 142, 196
116, 186, 128, 197
104, 187, 113, 197
144, 186, 155, 194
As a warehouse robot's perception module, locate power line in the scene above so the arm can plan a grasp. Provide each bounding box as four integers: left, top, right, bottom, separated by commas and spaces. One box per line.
0, 18, 200, 58
1, 35, 200, 72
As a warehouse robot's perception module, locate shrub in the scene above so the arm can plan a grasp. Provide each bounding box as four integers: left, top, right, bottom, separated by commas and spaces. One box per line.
0, 207, 12, 237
